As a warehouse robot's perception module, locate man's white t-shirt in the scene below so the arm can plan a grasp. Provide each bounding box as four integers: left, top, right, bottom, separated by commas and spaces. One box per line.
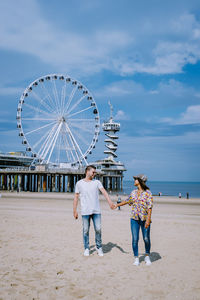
75, 179, 103, 215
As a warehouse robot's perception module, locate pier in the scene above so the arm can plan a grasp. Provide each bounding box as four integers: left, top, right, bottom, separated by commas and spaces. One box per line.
0, 167, 123, 193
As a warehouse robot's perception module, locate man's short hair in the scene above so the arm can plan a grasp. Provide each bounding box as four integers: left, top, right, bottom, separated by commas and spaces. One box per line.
85, 165, 96, 174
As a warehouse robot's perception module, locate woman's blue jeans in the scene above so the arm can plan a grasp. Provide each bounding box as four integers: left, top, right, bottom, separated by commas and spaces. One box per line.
82, 214, 102, 250
130, 218, 151, 257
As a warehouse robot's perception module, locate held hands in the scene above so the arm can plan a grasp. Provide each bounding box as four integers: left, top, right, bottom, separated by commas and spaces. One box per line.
109, 201, 116, 210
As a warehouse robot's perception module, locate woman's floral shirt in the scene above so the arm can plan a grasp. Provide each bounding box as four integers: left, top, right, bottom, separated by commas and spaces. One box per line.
127, 189, 153, 221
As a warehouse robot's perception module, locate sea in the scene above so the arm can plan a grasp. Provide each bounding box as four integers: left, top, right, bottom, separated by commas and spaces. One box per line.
119, 181, 200, 198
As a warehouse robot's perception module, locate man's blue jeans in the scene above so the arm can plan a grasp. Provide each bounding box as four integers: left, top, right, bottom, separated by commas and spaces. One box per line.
130, 218, 151, 257
82, 214, 102, 250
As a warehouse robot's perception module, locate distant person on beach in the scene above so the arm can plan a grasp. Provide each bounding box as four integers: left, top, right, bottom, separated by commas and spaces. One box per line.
179, 192, 182, 198
186, 192, 189, 199
73, 165, 115, 257
115, 174, 153, 266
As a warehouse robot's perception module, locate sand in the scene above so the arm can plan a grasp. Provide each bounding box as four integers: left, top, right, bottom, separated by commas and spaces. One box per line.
0, 192, 200, 300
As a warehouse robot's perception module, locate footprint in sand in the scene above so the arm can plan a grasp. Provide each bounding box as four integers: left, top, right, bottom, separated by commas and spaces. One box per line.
10, 283, 18, 287
57, 271, 64, 275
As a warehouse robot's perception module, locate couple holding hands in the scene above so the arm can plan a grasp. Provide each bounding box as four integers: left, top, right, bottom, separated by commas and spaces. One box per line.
73, 165, 153, 266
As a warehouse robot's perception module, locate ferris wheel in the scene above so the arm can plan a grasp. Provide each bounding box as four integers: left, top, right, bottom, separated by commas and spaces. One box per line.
16, 74, 100, 166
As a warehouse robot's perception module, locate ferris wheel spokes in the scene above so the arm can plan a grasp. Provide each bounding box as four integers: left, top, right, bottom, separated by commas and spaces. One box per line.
65, 123, 87, 165
46, 123, 63, 163
38, 123, 59, 159
67, 106, 93, 118
22, 117, 56, 121
69, 126, 90, 147
25, 120, 57, 136
40, 82, 58, 112
69, 121, 94, 134
52, 79, 61, 115
61, 81, 67, 115
32, 125, 56, 152
65, 124, 82, 164
66, 94, 87, 115
63, 85, 78, 114
31, 90, 54, 114
63, 125, 77, 162
24, 102, 55, 119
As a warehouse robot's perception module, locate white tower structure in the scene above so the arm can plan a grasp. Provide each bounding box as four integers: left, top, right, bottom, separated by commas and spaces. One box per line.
102, 101, 120, 160
92, 101, 126, 191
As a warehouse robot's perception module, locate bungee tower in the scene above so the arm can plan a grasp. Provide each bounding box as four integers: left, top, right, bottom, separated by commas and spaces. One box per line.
102, 101, 120, 159
93, 102, 126, 191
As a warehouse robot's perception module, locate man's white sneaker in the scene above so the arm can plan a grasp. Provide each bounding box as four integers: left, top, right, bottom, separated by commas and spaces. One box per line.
96, 247, 104, 257
133, 257, 140, 266
145, 255, 152, 265
84, 249, 89, 256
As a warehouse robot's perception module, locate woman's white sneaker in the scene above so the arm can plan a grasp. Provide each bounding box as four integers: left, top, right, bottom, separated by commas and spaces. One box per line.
84, 249, 89, 256
133, 257, 140, 266
145, 255, 152, 265
96, 247, 104, 257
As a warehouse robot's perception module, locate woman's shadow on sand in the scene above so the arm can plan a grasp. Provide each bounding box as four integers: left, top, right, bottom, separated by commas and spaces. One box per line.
90, 244, 162, 263
90, 242, 128, 254
139, 252, 162, 263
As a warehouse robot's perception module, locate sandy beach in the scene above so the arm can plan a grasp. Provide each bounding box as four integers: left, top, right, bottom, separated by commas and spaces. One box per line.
0, 192, 200, 300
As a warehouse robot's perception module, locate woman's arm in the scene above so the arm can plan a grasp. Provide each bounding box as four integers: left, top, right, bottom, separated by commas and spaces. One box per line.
145, 208, 152, 228
116, 200, 131, 208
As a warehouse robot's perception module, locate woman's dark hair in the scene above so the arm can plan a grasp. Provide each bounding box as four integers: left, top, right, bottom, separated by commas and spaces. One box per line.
137, 178, 149, 191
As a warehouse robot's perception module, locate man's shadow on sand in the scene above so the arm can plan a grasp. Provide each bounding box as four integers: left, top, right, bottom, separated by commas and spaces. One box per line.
90, 242, 128, 254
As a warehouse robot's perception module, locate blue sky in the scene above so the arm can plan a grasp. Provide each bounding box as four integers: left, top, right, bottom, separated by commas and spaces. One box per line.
0, 0, 200, 181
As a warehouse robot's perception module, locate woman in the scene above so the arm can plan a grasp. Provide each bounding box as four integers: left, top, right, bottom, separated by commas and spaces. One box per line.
115, 174, 153, 266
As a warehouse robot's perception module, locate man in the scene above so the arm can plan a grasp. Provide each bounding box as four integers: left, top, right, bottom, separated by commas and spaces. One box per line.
73, 165, 115, 257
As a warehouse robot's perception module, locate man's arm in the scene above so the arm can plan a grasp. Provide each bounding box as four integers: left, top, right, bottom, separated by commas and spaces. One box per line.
73, 193, 79, 219
99, 187, 115, 209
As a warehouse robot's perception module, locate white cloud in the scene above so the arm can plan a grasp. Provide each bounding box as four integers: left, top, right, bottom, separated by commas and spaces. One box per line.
115, 40, 200, 75
0, 2, 200, 76
112, 12, 200, 76
0, 0, 132, 75
149, 90, 159, 95
158, 79, 191, 97
177, 105, 200, 124
95, 80, 145, 98
115, 110, 130, 121
161, 105, 200, 125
